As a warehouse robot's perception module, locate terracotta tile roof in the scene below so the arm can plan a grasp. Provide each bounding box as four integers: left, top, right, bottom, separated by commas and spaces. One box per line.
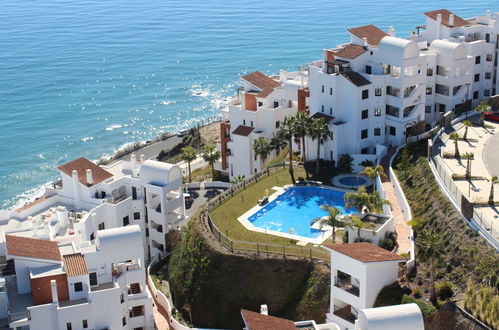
310, 112, 335, 124
256, 88, 275, 98
325, 242, 405, 263
241, 309, 297, 330
16, 195, 55, 213
334, 44, 367, 59
348, 25, 388, 46
341, 71, 371, 87
57, 157, 113, 186
63, 253, 89, 277
232, 125, 255, 137
424, 9, 469, 28
242, 71, 281, 99
6, 235, 61, 261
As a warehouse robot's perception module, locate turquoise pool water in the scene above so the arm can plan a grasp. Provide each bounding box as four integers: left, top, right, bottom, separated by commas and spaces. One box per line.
339, 176, 367, 186
248, 186, 356, 239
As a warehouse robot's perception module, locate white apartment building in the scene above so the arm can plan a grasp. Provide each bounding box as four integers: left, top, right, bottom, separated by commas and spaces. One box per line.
2, 225, 154, 330
217, 70, 308, 179
323, 242, 405, 330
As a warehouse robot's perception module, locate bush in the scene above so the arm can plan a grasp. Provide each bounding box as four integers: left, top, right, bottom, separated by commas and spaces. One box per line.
379, 231, 397, 251
338, 154, 353, 173
412, 287, 422, 298
436, 281, 454, 300
401, 294, 436, 319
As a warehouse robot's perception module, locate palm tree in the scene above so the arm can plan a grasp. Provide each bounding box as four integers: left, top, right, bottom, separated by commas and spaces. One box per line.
462, 120, 472, 140
359, 159, 374, 168
417, 228, 444, 304
476, 99, 490, 127
360, 165, 387, 191
309, 118, 330, 174
293, 111, 311, 178
312, 205, 345, 243
253, 136, 272, 167
368, 190, 390, 213
487, 176, 498, 206
449, 132, 460, 158
278, 116, 296, 184
347, 215, 376, 242
462, 152, 474, 179
270, 132, 286, 154
201, 145, 220, 181
180, 146, 197, 183
344, 186, 371, 214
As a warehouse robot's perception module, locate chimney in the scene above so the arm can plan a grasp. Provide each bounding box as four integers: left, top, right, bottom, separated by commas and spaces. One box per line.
436, 14, 442, 39
449, 14, 455, 27
362, 37, 368, 47
72, 170, 81, 209
57, 206, 69, 227
389, 26, 395, 37
86, 169, 93, 186
140, 154, 145, 163
486, 10, 490, 18
260, 304, 268, 315
51, 280, 58, 303
131, 154, 137, 169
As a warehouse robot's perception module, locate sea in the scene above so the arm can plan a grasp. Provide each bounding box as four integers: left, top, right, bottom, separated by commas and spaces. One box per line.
0, 0, 493, 210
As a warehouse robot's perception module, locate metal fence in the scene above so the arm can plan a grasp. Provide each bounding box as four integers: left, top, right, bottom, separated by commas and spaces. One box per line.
473, 208, 498, 241
430, 155, 463, 204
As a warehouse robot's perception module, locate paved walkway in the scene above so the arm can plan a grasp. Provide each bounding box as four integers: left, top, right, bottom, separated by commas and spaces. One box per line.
147, 282, 170, 330
381, 147, 411, 255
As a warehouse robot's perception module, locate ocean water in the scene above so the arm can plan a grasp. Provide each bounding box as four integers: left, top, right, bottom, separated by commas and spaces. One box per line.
0, 1, 493, 209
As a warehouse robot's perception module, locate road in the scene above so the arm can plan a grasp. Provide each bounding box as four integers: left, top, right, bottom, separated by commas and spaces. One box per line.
115, 135, 183, 162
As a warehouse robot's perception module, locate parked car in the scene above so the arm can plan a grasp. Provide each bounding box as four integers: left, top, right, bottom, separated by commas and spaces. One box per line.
484, 111, 499, 123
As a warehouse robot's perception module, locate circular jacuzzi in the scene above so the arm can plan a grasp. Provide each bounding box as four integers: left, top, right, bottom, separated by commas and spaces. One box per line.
332, 174, 372, 189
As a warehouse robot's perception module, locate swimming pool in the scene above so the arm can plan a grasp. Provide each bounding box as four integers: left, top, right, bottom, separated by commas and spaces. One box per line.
247, 186, 356, 239
339, 176, 367, 185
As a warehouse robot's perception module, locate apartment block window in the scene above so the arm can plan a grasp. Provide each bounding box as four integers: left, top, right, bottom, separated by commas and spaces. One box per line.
66, 323, 72, 330
361, 148, 369, 154
254, 153, 257, 161
484, 89, 490, 97
120, 293, 125, 303
474, 73, 480, 82
473, 91, 479, 99
132, 187, 137, 200
321, 85, 325, 93
426, 87, 432, 95
146, 228, 149, 237
321, 105, 324, 112
361, 129, 368, 139
486, 53, 493, 61
329, 107, 333, 115
438, 104, 446, 113
273, 101, 279, 108
362, 89, 369, 99
243, 119, 246, 125
134, 212, 140, 220
485, 72, 491, 79
330, 131, 334, 140
329, 87, 333, 95
475, 56, 481, 64
123, 216, 130, 226
89, 272, 98, 286
98, 222, 105, 230
374, 128, 381, 136
485, 33, 490, 43
82, 320, 88, 329
250, 121, 253, 127
122, 317, 127, 326
361, 109, 368, 119
275, 121, 280, 128
375, 88, 382, 96
366, 65, 372, 74
90, 232, 95, 241
374, 107, 381, 116
435, 84, 449, 96
258, 101, 263, 107
389, 126, 396, 136
427, 68, 433, 76
425, 105, 432, 113
74, 282, 83, 292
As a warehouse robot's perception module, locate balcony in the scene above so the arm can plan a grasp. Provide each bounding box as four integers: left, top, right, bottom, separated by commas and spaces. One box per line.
334, 278, 359, 297
333, 305, 357, 324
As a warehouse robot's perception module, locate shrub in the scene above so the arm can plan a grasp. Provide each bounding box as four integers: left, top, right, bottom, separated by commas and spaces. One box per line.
379, 231, 397, 251
412, 287, 422, 298
338, 154, 353, 173
401, 294, 436, 319
436, 281, 454, 300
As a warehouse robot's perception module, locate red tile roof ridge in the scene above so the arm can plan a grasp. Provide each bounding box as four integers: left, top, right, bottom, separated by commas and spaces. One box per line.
57, 157, 113, 186
325, 242, 405, 263
348, 24, 388, 46
240, 309, 297, 330
424, 9, 469, 28
6, 235, 62, 261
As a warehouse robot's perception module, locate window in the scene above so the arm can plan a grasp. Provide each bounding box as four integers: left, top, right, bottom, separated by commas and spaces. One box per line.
427, 68, 433, 76
485, 33, 490, 43
146, 228, 149, 237
250, 121, 253, 127
123, 216, 129, 226
375, 88, 382, 96
435, 84, 449, 96
386, 104, 400, 117
374, 128, 381, 136
473, 91, 479, 99
243, 119, 246, 125
426, 87, 432, 95
122, 317, 127, 326
254, 153, 257, 161
329, 87, 333, 95
484, 89, 490, 97
120, 293, 125, 303
436, 65, 447, 76
66, 323, 72, 330
100, 191, 106, 198
330, 131, 334, 140
362, 89, 369, 99
389, 126, 396, 136
258, 101, 263, 107
374, 107, 381, 116
361, 109, 368, 119
361, 129, 368, 139
98, 222, 105, 230
275, 121, 280, 128
329, 107, 332, 115
425, 105, 432, 113
90, 232, 95, 241
321, 85, 325, 93
134, 212, 140, 220
485, 72, 491, 79
321, 105, 324, 112
273, 101, 279, 108
486, 53, 493, 61
365, 65, 372, 74
475, 56, 481, 64
74, 282, 83, 292
438, 104, 446, 112
132, 187, 137, 200
361, 148, 369, 154
89, 272, 98, 286
474, 73, 480, 82
82, 320, 88, 328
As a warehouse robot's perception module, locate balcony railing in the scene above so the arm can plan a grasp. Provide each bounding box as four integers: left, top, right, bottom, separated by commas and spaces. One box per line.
334, 277, 360, 297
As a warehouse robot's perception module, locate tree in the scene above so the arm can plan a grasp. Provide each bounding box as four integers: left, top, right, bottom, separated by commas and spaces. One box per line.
338, 154, 354, 173
360, 165, 387, 191
344, 186, 371, 214
293, 111, 311, 179
408, 217, 428, 233
417, 228, 444, 304
270, 132, 286, 154
397, 148, 411, 176
462, 152, 474, 179
309, 117, 330, 174
367, 190, 390, 213
180, 146, 197, 183
476, 99, 490, 127
347, 215, 376, 242
487, 176, 498, 206
312, 205, 345, 243
359, 159, 374, 168
201, 145, 220, 180
462, 120, 472, 140
449, 132, 460, 158
252, 136, 272, 167
278, 116, 296, 184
